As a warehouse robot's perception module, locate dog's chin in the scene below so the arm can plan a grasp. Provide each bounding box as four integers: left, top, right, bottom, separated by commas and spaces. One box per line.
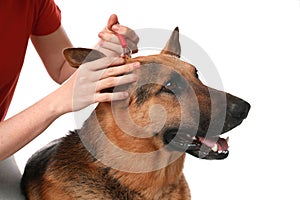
186, 148, 229, 160
163, 129, 230, 160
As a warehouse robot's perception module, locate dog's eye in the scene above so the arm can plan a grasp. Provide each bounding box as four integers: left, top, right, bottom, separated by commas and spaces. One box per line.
159, 72, 187, 96
166, 82, 171, 87
161, 79, 185, 95
162, 80, 177, 94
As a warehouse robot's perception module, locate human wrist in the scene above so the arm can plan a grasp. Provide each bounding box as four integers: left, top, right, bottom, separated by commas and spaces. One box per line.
46, 86, 72, 117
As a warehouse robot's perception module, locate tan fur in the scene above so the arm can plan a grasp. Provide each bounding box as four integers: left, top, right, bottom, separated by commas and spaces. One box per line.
21, 28, 250, 200
22, 54, 193, 199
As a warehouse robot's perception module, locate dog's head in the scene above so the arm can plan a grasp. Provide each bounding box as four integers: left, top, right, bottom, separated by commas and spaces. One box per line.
64, 27, 250, 160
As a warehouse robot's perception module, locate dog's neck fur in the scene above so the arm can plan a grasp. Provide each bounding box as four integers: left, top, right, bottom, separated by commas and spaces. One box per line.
78, 103, 189, 199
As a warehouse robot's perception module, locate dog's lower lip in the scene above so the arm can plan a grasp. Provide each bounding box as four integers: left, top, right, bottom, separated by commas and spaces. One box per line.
164, 129, 230, 159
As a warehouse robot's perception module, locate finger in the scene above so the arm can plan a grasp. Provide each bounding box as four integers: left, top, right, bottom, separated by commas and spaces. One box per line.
99, 42, 137, 56
88, 62, 140, 82
96, 74, 137, 91
99, 32, 120, 45
83, 56, 125, 71
99, 36, 138, 55
124, 39, 138, 54
94, 46, 120, 57
94, 92, 129, 102
98, 62, 140, 80
106, 14, 119, 31
112, 25, 139, 44
99, 32, 139, 51
99, 41, 123, 55
99, 25, 139, 47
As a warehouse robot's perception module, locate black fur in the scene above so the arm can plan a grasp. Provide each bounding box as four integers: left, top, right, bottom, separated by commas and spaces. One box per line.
21, 139, 60, 199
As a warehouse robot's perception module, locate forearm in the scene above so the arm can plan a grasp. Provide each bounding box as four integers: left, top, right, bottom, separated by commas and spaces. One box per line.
31, 26, 76, 84
56, 60, 76, 84
0, 88, 67, 161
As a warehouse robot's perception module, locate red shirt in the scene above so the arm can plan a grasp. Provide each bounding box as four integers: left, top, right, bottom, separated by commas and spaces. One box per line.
0, 0, 61, 121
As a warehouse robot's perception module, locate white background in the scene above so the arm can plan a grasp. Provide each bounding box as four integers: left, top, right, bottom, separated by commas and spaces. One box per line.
6, 0, 300, 199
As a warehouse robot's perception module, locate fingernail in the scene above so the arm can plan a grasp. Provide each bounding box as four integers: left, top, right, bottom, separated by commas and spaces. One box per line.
123, 92, 129, 98
112, 24, 120, 31
133, 62, 140, 68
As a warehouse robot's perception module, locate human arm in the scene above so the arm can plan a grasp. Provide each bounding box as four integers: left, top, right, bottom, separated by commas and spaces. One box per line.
0, 55, 139, 161
0, 24, 140, 161
31, 26, 76, 84
0, 87, 69, 161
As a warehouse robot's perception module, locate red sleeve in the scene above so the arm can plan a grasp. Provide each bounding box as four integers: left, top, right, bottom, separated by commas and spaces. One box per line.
32, 0, 61, 36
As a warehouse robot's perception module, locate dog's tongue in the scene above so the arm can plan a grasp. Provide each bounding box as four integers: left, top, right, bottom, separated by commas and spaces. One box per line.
216, 138, 229, 151
199, 137, 229, 151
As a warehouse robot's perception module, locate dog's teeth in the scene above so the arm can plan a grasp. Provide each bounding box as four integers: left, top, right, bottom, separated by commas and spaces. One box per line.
212, 144, 218, 152
218, 150, 223, 154
226, 137, 230, 143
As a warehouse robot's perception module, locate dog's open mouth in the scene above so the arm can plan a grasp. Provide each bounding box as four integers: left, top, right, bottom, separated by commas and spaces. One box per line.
164, 130, 229, 160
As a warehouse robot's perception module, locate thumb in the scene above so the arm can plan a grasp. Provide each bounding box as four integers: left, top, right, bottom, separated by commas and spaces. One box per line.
106, 14, 119, 31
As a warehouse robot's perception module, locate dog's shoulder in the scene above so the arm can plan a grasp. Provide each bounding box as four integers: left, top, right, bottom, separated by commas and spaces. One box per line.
20, 137, 61, 197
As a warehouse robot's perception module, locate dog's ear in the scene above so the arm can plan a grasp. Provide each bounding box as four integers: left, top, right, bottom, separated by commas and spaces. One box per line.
63, 48, 106, 68
161, 27, 181, 58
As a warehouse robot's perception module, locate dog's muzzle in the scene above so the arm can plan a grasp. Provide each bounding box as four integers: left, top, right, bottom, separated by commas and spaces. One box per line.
164, 95, 250, 160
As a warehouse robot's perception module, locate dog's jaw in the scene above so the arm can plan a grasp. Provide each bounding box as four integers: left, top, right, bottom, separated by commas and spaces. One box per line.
163, 129, 230, 160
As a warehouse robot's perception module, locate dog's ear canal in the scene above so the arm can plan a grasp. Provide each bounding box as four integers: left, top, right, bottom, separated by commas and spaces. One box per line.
63, 48, 106, 68
161, 27, 181, 58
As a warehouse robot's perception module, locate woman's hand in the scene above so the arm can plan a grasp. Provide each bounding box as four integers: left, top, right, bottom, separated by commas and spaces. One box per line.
56, 56, 140, 113
97, 14, 139, 57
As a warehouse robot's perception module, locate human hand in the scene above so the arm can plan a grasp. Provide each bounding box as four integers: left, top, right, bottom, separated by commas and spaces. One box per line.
97, 14, 139, 57
56, 56, 140, 113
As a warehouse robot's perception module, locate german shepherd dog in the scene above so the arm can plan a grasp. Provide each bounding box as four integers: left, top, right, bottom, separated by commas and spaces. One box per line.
21, 28, 250, 199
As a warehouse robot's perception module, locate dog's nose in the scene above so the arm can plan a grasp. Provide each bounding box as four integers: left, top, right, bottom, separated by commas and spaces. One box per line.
227, 95, 251, 119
